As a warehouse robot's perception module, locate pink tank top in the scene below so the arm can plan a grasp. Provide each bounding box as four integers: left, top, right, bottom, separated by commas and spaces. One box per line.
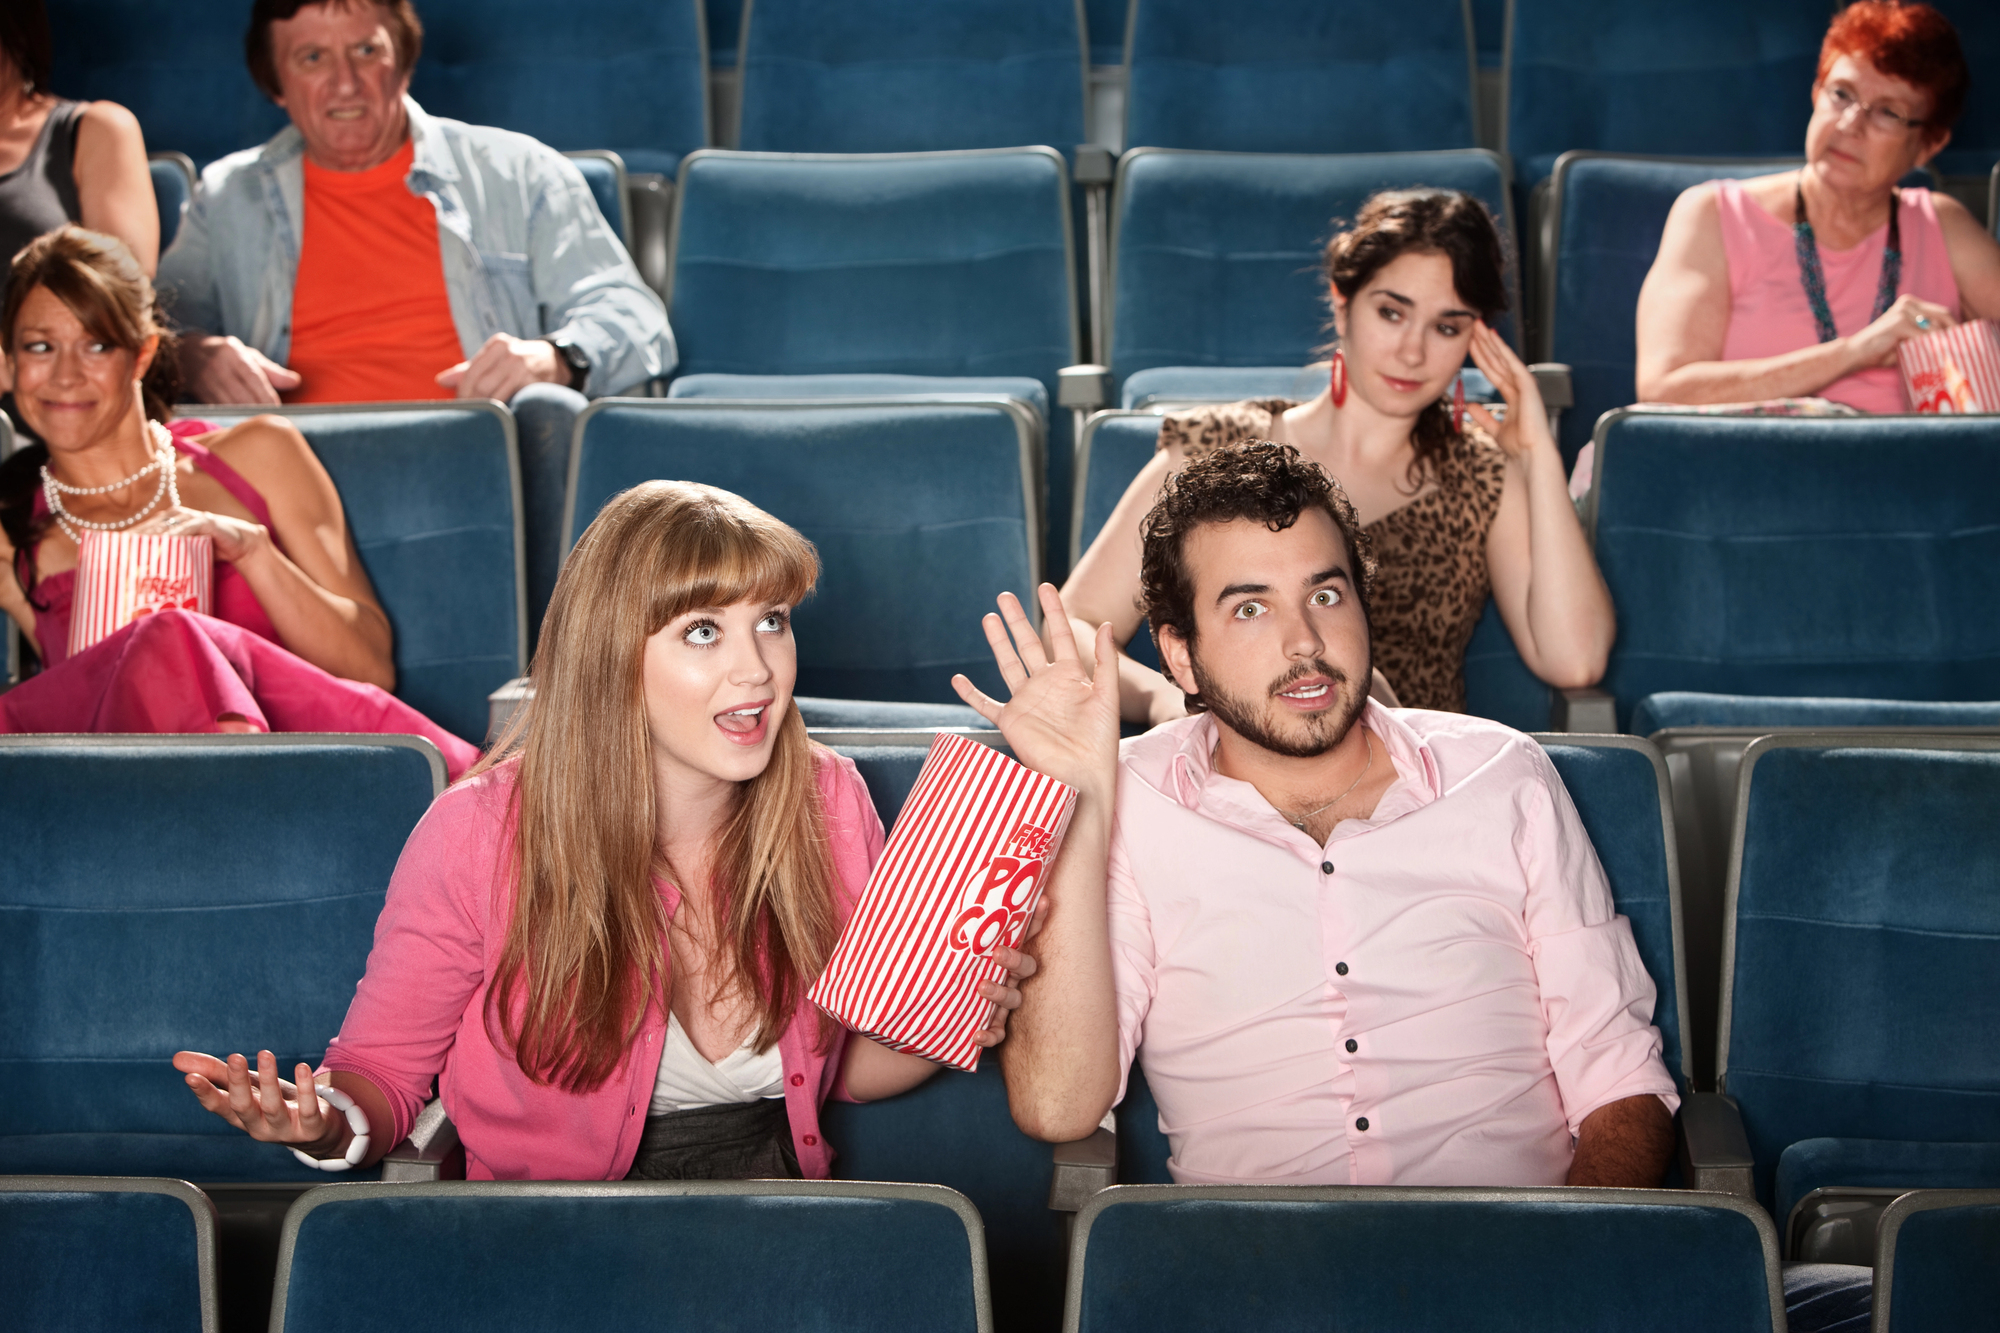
29, 420, 284, 666
1715, 179, 1960, 414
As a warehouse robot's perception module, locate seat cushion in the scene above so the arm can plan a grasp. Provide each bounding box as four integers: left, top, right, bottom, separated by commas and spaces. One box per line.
1634, 692, 2000, 736
668, 372, 1049, 423
1776, 1138, 2000, 1225
797, 697, 993, 730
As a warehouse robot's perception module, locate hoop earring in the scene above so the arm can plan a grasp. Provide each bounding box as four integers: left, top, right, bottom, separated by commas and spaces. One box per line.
1452, 375, 1466, 433
1329, 349, 1348, 408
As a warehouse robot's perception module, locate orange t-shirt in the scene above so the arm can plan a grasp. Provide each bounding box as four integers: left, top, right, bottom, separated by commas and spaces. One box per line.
286, 139, 465, 403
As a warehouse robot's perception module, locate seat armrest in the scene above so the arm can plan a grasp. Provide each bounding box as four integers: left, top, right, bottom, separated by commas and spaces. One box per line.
487, 675, 533, 744
1071, 145, 1116, 187
1676, 1092, 1754, 1199
1527, 362, 1574, 411
380, 1098, 465, 1183
1047, 1126, 1117, 1212
1549, 687, 1616, 733
1058, 364, 1111, 413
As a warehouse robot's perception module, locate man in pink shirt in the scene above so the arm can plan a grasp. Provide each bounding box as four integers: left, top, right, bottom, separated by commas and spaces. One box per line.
952, 440, 1679, 1188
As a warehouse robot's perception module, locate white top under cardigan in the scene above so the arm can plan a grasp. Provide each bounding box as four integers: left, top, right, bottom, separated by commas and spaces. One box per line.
648, 1012, 786, 1115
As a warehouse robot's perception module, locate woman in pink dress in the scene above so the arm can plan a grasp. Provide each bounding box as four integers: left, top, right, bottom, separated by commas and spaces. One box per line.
1636, 1, 2000, 412
0, 224, 477, 773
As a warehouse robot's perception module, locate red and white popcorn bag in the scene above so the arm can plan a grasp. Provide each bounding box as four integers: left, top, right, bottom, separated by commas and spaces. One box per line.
68, 531, 213, 657
1898, 318, 2000, 415
810, 732, 1078, 1072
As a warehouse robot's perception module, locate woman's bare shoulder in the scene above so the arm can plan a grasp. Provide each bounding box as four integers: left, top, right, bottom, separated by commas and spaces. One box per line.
197, 416, 329, 492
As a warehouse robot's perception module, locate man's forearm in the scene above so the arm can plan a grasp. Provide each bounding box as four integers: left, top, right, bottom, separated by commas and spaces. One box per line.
1001, 794, 1122, 1142
1565, 1094, 1675, 1188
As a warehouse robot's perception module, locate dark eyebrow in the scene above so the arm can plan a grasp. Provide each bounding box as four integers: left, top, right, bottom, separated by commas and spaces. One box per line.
1214, 582, 1271, 604
1370, 285, 1476, 321
1308, 567, 1350, 587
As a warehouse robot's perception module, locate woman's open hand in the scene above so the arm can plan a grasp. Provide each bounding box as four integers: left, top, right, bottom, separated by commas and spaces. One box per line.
137, 506, 272, 566
172, 1049, 343, 1155
1849, 293, 1957, 368
1463, 320, 1557, 464
952, 584, 1120, 799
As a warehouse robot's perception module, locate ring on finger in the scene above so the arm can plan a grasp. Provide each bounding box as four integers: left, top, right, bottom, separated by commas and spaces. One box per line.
1914, 313, 1933, 330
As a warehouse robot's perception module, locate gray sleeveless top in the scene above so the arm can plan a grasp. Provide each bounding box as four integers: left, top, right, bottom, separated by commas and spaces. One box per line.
0, 100, 84, 267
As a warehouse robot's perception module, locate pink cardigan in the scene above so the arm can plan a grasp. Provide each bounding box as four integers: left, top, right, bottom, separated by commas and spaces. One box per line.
322, 747, 884, 1180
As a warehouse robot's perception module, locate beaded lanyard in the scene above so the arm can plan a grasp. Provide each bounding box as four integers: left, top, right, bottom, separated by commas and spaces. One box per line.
1793, 173, 1900, 344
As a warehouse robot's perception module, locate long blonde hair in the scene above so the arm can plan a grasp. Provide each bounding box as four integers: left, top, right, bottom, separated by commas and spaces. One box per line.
477, 481, 841, 1092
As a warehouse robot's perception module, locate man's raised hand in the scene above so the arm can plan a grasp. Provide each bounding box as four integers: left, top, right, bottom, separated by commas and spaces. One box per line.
952, 583, 1120, 797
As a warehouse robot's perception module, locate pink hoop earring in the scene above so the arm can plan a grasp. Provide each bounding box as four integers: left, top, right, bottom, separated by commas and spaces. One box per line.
1329, 350, 1348, 408
1452, 375, 1466, 433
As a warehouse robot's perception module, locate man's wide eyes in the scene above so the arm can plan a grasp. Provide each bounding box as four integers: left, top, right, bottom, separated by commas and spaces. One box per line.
1232, 601, 1267, 619
1312, 588, 1341, 607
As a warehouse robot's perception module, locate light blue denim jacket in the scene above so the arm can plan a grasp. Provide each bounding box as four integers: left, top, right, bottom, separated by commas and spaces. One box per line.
157, 97, 675, 397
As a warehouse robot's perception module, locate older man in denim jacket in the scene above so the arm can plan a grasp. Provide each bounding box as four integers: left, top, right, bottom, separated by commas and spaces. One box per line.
158, 0, 674, 622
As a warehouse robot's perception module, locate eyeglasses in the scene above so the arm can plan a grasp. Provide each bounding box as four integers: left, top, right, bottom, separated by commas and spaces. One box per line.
1819, 82, 1926, 136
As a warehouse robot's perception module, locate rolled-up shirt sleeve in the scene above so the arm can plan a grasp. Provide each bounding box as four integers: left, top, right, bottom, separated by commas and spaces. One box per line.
1515, 749, 1681, 1134
1106, 813, 1157, 1107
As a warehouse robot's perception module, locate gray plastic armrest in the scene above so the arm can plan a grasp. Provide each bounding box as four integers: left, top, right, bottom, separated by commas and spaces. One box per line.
1059, 364, 1111, 412
487, 675, 533, 744
1527, 363, 1574, 411
379, 1098, 465, 1183
1047, 1127, 1117, 1212
1549, 687, 1616, 733
1677, 1092, 1755, 1199
1072, 145, 1115, 187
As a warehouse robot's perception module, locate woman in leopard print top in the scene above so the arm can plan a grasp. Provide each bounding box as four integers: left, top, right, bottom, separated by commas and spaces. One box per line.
1064, 190, 1613, 718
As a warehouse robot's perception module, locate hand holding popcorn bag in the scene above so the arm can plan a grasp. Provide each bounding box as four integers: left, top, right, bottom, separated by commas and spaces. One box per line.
1898, 318, 2000, 414
810, 732, 1078, 1072
67, 531, 213, 658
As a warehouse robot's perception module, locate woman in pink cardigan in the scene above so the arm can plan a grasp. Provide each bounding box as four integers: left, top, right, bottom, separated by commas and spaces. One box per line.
173, 481, 1033, 1180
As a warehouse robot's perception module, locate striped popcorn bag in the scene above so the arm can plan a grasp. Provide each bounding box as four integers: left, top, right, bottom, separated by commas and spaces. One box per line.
1898, 318, 2000, 415
68, 532, 213, 658
810, 732, 1078, 1072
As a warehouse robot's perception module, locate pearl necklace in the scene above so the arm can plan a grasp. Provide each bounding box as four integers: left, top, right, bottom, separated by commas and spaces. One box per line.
41, 421, 180, 544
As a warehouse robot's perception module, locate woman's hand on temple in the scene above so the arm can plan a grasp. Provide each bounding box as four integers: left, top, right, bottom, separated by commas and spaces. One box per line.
1848, 294, 1957, 368
137, 506, 272, 566
172, 1049, 345, 1155
952, 584, 1122, 798
1463, 320, 1556, 464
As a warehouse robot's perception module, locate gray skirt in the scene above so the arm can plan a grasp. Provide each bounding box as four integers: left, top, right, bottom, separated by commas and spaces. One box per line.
623, 1097, 802, 1181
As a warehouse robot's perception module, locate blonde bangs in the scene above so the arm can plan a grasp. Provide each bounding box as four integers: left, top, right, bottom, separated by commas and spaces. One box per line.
644, 492, 819, 636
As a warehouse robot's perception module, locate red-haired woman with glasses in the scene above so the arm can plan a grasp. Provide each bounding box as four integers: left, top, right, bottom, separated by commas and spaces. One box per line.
1637, 1, 1999, 413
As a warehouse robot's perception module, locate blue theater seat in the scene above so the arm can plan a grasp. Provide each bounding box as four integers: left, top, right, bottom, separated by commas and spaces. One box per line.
0, 735, 443, 1181
187, 403, 528, 743
1086, 0, 1128, 66
1926, 0, 1997, 180
1504, 0, 1829, 189
48, 1, 289, 166
1634, 693, 2000, 736
564, 151, 632, 245
271, 1181, 989, 1333
0, 1177, 216, 1333
736, 0, 1088, 154
1717, 736, 2000, 1227
1106, 148, 1518, 405
666, 147, 1082, 572
408, 0, 708, 178
567, 398, 1040, 707
1123, 0, 1478, 153
1874, 1190, 2000, 1332
1539, 154, 1799, 465
1584, 411, 2000, 731
1066, 1185, 1784, 1332
149, 153, 194, 254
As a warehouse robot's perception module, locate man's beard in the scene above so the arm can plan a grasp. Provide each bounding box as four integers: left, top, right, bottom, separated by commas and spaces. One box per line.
1190, 649, 1369, 759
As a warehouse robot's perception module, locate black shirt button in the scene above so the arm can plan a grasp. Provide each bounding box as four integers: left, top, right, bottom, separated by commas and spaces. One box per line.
1345, 1038, 1358, 1053
1356, 1117, 1370, 1132
1320, 861, 1335, 874
1335, 962, 1349, 976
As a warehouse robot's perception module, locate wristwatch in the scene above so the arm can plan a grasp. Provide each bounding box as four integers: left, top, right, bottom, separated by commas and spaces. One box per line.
541, 335, 589, 391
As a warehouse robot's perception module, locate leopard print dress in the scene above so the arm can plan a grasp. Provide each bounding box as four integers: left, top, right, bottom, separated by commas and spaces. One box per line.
1157, 399, 1507, 713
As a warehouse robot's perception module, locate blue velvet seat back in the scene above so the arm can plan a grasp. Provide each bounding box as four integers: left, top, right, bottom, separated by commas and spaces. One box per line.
48, 1, 289, 166
1108, 148, 1516, 399
1087, 0, 1128, 64
277, 1184, 983, 1332
0, 1184, 207, 1332
1722, 742, 2000, 1206
1074, 412, 1165, 671
1591, 414, 2000, 729
1114, 1062, 1175, 1184
1125, 0, 1476, 153
707, 0, 743, 67
149, 157, 191, 253
408, 0, 706, 177
0, 740, 439, 1180
1505, 0, 1827, 187
569, 401, 1035, 705
737, 0, 1087, 153
1463, 599, 1552, 731
1072, 1190, 1778, 1332
1923, 1, 1998, 178
565, 154, 628, 244
1885, 1197, 2000, 1333
1634, 693, 2000, 736
1776, 1138, 2000, 1225
827, 742, 931, 832
1545, 156, 1797, 464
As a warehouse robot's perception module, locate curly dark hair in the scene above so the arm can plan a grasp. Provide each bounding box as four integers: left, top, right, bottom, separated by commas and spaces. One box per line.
246, 0, 424, 101
1139, 441, 1375, 715
1322, 188, 1509, 490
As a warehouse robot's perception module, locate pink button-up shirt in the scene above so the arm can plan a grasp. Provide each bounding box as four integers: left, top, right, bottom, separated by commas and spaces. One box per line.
1108, 703, 1679, 1186
322, 748, 884, 1180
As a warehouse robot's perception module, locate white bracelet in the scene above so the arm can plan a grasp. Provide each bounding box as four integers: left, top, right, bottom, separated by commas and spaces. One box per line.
289, 1080, 372, 1172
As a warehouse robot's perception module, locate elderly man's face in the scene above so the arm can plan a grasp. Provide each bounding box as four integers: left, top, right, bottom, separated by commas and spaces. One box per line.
268, 1, 410, 171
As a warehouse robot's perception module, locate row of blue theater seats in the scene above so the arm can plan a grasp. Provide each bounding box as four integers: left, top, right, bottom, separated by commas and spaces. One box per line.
4, 728, 1998, 1330
9, 1172, 1995, 1332
49, 0, 1999, 179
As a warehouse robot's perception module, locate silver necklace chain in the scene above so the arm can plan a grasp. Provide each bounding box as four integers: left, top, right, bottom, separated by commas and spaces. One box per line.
41, 421, 180, 544
1286, 734, 1374, 831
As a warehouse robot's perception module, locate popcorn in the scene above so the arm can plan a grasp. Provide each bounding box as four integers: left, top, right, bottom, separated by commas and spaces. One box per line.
810, 732, 1078, 1072
1899, 319, 2000, 415
68, 532, 213, 658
